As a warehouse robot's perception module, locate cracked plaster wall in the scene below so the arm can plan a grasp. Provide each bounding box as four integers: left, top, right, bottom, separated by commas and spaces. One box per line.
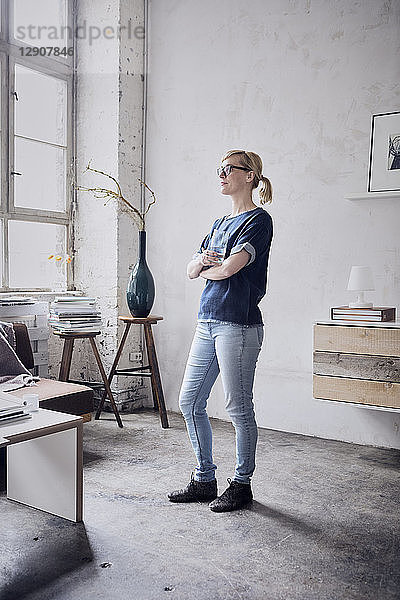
145, 0, 400, 447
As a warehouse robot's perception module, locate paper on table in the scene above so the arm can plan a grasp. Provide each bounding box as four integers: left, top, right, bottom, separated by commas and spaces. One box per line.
0, 391, 25, 411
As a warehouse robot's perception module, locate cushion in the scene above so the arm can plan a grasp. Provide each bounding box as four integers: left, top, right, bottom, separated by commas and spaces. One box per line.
13, 322, 34, 370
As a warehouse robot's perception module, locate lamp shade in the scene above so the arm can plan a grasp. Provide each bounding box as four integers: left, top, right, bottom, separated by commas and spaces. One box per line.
347, 266, 375, 291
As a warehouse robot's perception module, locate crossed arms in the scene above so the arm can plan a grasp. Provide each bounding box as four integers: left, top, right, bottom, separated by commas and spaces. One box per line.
187, 249, 250, 281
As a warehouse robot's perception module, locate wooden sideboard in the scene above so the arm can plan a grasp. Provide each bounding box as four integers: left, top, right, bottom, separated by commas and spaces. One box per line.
313, 320, 400, 409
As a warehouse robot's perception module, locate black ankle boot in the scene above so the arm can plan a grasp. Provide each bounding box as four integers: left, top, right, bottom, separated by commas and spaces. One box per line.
209, 478, 252, 512
168, 475, 217, 503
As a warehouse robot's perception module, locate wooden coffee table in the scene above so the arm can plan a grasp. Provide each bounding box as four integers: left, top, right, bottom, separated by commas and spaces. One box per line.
1, 408, 83, 522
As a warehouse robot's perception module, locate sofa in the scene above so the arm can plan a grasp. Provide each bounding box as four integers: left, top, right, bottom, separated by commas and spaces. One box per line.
8, 322, 94, 419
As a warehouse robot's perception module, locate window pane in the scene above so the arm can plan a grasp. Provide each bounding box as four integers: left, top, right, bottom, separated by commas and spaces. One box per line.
15, 65, 67, 146
14, 137, 66, 211
9, 221, 66, 289
14, 0, 69, 48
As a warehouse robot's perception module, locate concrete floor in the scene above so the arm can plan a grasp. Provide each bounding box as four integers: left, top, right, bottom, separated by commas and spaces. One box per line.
1, 409, 400, 600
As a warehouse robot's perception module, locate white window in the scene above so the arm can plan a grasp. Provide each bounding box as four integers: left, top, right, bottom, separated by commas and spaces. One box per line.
0, 0, 75, 291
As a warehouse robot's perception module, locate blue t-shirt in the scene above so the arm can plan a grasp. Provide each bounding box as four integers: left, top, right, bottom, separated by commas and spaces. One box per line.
195, 207, 273, 326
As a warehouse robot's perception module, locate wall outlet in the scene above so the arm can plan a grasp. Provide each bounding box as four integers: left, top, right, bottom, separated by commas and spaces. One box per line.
129, 352, 142, 362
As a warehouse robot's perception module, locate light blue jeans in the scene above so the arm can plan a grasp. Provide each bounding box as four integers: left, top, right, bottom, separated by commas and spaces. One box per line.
179, 320, 264, 484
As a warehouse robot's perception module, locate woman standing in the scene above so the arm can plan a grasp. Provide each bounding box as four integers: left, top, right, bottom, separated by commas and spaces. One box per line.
168, 150, 273, 512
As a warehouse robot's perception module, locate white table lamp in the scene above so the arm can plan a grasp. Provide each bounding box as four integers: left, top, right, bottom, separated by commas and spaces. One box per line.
347, 266, 375, 308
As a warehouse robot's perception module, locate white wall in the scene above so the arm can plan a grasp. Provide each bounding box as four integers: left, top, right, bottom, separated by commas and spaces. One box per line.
145, 0, 400, 447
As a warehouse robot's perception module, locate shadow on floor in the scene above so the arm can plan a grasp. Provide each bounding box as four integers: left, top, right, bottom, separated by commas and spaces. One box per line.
83, 449, 107, 467
357, 448, 400, 470
251, 500, 322, 536
1, 521, 94, 600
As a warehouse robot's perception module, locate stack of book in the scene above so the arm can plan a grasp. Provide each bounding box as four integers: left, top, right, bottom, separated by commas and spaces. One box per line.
0, 296, 34, 306
0, 392, 31, 424
49, 297, 102, 334
331, 306, 396, 322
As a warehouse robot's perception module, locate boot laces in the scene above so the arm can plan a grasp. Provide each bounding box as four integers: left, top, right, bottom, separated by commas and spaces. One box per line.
220, 478, 237, 501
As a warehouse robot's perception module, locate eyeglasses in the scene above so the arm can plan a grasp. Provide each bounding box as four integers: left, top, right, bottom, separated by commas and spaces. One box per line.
216, 164, 250, 177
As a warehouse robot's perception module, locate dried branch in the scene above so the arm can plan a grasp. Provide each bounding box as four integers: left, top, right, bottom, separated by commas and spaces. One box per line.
74, 161, 160, 231
138, 178, 157, 216
85, 161, 124, 198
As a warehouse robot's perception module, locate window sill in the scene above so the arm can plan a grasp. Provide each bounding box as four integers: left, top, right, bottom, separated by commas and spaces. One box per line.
345, 191, 400, 200
0, 290, 84, 298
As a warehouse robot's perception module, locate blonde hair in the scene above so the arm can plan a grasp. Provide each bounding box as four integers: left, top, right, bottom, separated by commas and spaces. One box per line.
221, 149, 273, 204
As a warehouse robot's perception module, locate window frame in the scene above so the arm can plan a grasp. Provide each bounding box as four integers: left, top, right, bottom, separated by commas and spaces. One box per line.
0, 0, 76, 292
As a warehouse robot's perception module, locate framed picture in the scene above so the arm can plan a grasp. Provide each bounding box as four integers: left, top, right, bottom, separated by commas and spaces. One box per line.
368, 111, 400, 192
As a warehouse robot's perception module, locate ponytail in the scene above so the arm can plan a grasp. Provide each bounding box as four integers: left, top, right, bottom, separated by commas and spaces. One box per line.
258, 175, 273, 204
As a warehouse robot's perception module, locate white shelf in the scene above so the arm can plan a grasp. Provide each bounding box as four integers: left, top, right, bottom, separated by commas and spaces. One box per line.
345, 191, 400, 201
318, 398, 400, 413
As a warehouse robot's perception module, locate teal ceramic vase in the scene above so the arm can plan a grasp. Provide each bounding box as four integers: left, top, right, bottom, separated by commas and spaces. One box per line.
127, 230, 155, 317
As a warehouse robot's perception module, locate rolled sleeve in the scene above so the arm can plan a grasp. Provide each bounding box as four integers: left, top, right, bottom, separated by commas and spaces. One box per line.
230, 242, 256, 265
232, 211, 273, 268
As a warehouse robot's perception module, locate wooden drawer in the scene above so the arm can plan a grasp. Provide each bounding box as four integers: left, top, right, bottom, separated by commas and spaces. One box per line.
313, 351, 400, 382
314, 324, 400, 357
313, 375, 400, 409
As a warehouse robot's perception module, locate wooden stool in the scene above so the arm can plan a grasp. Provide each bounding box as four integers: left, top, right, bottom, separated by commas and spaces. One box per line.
55, 331, 123, 429
95, 316, 169, 429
